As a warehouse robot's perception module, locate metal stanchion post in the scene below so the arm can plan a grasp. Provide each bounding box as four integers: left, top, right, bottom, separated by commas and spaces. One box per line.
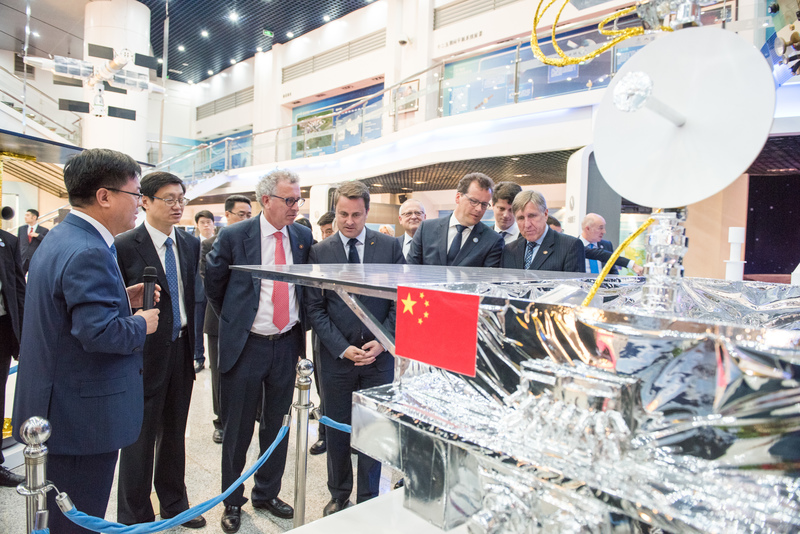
16, 417, 54, 534
292, 359, 314, 528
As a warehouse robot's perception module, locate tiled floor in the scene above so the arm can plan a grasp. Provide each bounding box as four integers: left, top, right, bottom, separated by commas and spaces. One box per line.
0, 348, 401, 533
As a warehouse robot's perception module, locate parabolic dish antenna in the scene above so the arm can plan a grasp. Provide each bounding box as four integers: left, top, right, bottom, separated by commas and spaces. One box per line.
594, 26, 775, 208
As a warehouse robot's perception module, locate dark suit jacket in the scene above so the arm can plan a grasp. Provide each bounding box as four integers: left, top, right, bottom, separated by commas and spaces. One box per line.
205, 217, 313, 374
584, 239, 631, 275
407, 216, 503, 267
0, 229, 25, 357
13, 213, 147, 455
18, 223, 48, 272
501, 228, 585, 272
200, 235, 219, 336
115, 224, 200, 396
305, 229, 403, 373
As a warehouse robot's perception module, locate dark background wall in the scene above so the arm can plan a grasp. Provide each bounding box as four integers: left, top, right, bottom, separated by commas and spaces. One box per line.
745, 175, 800, 274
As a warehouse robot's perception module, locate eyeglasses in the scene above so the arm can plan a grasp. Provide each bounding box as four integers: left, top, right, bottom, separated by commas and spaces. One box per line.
106, 188, 143, 200
270, 194, 305, 208
230, 211, 251, 219
400, 210, 424, 218
462, 194, 491, 210
152, 195, 189, 207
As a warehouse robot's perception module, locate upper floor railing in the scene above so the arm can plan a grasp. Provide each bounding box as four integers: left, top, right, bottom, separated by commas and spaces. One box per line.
0, 65, 82, 145
153, 2, 731, 187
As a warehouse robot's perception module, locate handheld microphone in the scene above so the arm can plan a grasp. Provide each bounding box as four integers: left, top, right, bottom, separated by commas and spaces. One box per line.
142, 266, 157, 310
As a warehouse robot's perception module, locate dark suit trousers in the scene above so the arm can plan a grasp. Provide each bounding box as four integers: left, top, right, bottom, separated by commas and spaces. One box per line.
46, 451, 118, 534
311, 331, 325, 440
323, 359, 392, 503
208, 332, 222, 429
117, 336, 194, 523
194, 300, 206, 362
220, 326, 301, 507
0, 316, 13, 464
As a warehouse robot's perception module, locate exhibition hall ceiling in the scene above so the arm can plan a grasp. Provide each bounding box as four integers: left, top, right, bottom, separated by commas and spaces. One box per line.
0, 0, 373, 84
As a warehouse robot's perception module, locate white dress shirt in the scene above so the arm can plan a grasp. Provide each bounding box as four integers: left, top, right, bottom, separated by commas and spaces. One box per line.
338, 228, 366, 263
498, 222, 519, 244
144, 220, 187, 329
446, 213, 475, 253
250, 215, 299, 335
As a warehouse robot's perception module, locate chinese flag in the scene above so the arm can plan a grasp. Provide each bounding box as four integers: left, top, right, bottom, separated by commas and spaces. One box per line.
395, 286, 480, 377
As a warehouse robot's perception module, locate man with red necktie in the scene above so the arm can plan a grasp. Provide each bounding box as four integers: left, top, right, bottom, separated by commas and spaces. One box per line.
205, 169, 313, 534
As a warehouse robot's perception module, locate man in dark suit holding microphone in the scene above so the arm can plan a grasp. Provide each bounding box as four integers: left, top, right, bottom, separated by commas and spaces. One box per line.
306, 181, 404, 516
13, 148, 159, 534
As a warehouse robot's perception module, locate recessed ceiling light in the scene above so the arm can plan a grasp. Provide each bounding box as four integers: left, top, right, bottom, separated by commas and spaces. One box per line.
323, 15, 331, 22
178, 45, 185, 52
201, 30, 209, 38
401, 187, 411, 190
256, 47, 263, 52
230, 59, 236, 65
229, 12, 239, 22
414, 181, 426, 184
207, 69, 213, 75
157, 58, 163, 64
286, 31, 294, 38
514, 174, 530, 178
510, 157, 520, 161
373, 183, 383, 187
182, 63, 188, 66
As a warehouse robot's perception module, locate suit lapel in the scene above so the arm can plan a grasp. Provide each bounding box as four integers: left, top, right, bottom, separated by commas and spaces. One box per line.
175, 230, 192, 302
529, 229, 555, 270
436, 217, 450, 265
455, 224, 482, 264
243, 218, 262, 290
513, 240, 526, 269
363, 229, 377, 263
134, 225, 169, 293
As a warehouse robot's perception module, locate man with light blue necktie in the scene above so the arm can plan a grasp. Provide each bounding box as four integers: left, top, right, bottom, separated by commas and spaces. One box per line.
580, 213, 643, 275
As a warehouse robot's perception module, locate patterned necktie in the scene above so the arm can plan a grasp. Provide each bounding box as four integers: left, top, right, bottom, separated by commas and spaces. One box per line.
348, 238, 360, 264
164, 237, 181, 341
28, 226, 33, 243
589, 243, 600, 274
272, 231, 290, 330
446, 224, 466, 265
524, 241, 535, 269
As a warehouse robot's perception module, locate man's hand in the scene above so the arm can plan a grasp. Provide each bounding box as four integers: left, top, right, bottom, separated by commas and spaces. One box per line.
126, 283, 162, 308
135, 308, 160, 334
632, 264, 644, 276
30, 231, 39, 239
361, 340, 384, 360
343, 345, 376, 367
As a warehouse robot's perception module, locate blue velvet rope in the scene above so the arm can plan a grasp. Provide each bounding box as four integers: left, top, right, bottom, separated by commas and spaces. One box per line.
61, 425, 289, 534
32, 529, 49, 534
319, 416, 352, 434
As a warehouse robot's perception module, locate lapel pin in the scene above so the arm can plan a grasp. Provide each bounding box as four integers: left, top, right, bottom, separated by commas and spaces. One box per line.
543, 250, 548, 254
473, 237, 479, 243
370, 241, 375, 245
299, 244, 304, 249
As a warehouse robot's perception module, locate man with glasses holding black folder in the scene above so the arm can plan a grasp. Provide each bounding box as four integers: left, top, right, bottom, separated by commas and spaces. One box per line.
206, 169, 313, 533
407, 173, 504, 267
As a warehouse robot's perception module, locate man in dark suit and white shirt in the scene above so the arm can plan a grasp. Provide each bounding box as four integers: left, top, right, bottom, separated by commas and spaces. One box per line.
18, 208, 48, 274
200, 195, 252, 445
408, 173, 503, 267
206, 169, 313, 533
493, 182, 522, 245
396, 198, 426, 260
0, 226, 25, 488
501, 190, 585, 272
13, 148, 159, 534
306, 181, 404, 516
114, 172, 204, 528
581, 213, 643, 275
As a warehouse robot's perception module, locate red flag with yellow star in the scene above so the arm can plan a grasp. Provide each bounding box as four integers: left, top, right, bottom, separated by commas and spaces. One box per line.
395, 286, 480, 376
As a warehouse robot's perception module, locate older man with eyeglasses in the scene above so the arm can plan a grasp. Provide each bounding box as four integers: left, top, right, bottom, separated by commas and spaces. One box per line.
205, 169, 313, 533
407, 173, 504, 267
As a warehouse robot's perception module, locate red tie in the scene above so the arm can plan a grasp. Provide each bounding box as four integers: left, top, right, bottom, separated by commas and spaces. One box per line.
272, 231, 290, 330
28, 227, 33, 243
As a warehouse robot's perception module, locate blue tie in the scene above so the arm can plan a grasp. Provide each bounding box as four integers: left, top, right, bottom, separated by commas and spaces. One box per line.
524, 241, 535, 269
164, 237, 181, 341
348, 238, 360, 264
589, 243, 600, 274
110, 243, 118, 260
446, 225, 466, 265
